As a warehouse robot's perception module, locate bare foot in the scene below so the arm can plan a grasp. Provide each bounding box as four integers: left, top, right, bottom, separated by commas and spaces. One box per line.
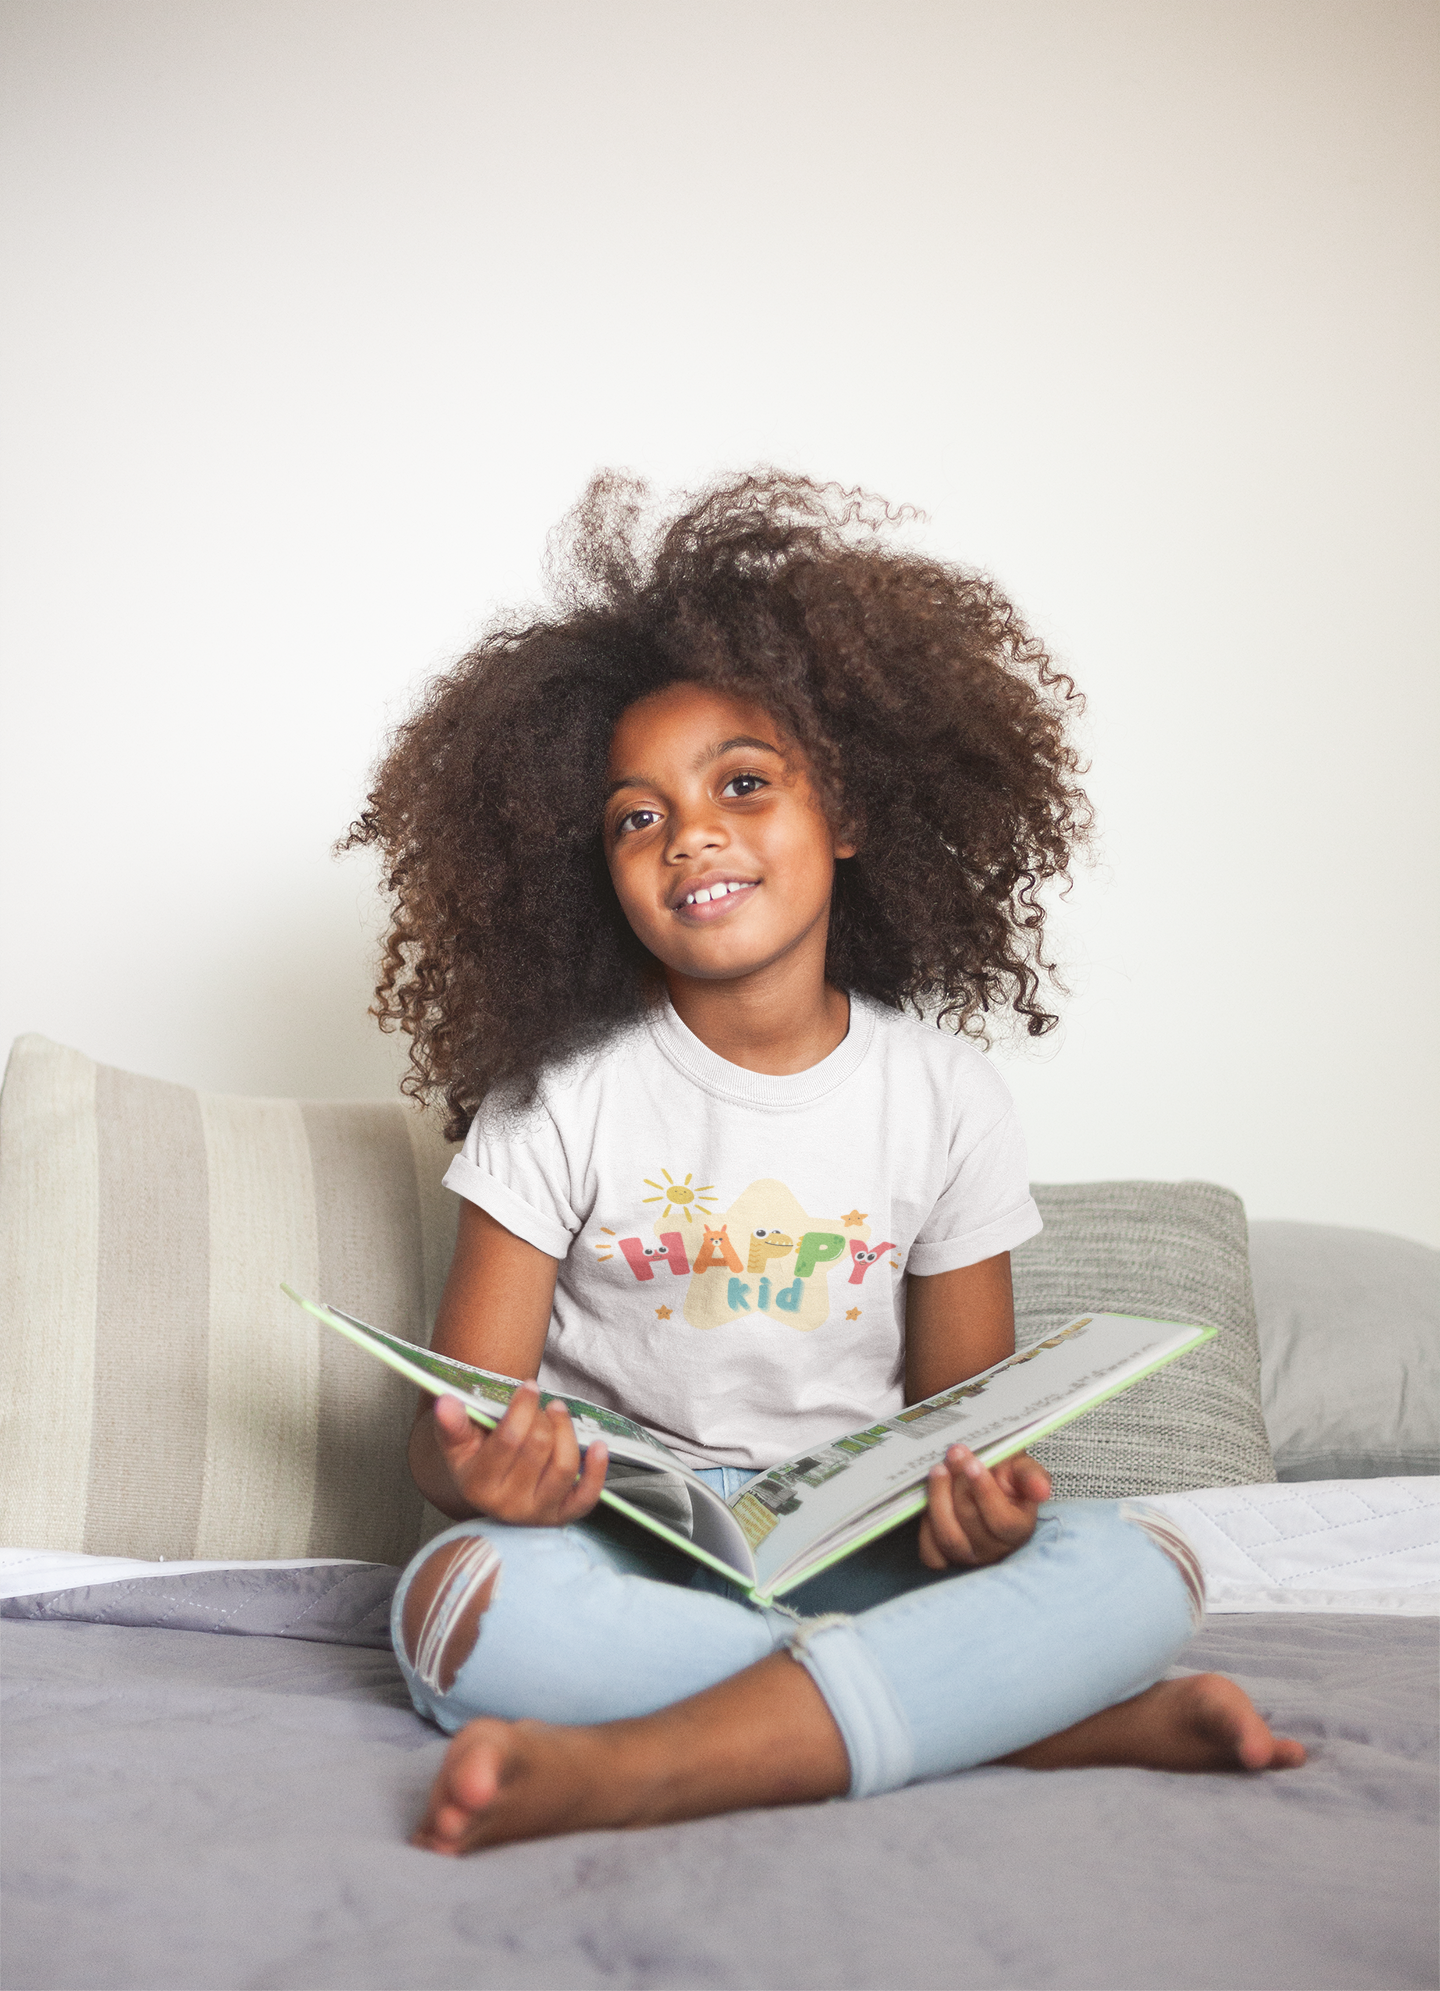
411, 1664, 1306, 1856
413, 1719, 649, 1854
412, 1651, 850, 1856
1003, 1673, 1307, 1774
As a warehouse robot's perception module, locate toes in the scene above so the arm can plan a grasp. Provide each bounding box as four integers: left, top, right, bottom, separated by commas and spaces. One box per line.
1187, 1676, 1305, 1773
412, 1802, 469, 1854
1234, 1723, 1277, 1771
447, 1731, 504, 1811
413, 1722, 509, 1856
1235, 1727, 1306, 1772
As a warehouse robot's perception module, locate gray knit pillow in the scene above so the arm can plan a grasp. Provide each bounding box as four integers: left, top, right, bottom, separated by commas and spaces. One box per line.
1014, 1181, 1276, 1497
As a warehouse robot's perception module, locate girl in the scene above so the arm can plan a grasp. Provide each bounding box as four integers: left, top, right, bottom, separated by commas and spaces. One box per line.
347, 474, 1303, 1855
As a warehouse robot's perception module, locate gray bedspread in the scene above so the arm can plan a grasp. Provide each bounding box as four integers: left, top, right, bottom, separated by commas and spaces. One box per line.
2, 1574, 1435, 1991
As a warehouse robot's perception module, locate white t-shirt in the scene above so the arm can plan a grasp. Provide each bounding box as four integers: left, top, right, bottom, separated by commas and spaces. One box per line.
443, 995, 1042, 1470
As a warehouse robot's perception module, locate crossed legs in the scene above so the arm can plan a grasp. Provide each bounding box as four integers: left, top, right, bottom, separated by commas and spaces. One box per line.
396, 1512, 1305, 1857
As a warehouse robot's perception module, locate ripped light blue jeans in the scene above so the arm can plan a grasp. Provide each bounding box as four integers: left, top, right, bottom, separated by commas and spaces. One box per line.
391, 1470, 1204, 1799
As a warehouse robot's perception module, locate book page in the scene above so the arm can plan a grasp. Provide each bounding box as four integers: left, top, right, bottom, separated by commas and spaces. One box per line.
289, 1293, 758, 1584
324, 1307, 695, 1474
733, 1315, 1208, 1596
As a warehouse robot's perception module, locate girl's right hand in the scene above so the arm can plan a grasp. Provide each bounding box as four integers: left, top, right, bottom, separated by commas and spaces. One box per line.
917, 1446, 1050, 1569
428, 1384, 608, 1525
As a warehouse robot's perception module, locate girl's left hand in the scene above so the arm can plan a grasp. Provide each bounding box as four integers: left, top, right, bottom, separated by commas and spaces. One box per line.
917, 1448, 1052, 1569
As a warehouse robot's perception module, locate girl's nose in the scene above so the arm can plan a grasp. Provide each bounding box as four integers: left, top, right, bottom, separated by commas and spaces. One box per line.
666, 809, 727, 863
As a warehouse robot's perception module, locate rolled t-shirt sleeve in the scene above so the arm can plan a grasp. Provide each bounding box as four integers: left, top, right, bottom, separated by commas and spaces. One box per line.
905, 1104, 1042, 1276
442, 1098, 578, 1261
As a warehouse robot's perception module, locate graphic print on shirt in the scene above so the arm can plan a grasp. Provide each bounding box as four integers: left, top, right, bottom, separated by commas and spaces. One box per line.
642, 1169, 718, 1227
596, 1175, 901, 1334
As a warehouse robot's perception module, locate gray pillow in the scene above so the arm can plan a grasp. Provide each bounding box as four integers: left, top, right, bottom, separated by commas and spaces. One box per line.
1249, 1219, 1439, 1481
1013, 1181, 1276, 1498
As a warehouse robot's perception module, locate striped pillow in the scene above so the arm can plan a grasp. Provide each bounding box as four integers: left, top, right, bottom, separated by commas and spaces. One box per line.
0, 1035, 459, 1564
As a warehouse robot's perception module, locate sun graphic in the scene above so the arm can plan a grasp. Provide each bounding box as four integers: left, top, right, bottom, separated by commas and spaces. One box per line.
642, 1168, 718, 1227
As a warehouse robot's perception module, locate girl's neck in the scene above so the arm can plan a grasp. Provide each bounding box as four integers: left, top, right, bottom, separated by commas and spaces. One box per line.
661, 954, 851, 1077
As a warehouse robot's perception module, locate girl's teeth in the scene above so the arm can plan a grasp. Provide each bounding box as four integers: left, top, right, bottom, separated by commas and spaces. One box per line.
684, 881, 749, 905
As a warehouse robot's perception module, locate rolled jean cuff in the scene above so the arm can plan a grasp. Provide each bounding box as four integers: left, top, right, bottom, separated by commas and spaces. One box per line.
789, 1618, 914, 1800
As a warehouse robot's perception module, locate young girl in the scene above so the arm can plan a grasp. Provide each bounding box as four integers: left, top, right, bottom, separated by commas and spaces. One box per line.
348, 473, 1303, 1855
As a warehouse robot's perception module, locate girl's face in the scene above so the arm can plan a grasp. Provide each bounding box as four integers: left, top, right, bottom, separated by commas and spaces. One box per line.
603, 682, 854, 987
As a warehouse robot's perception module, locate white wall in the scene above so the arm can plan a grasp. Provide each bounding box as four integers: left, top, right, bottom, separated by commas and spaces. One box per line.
2, 0, 1436, 1245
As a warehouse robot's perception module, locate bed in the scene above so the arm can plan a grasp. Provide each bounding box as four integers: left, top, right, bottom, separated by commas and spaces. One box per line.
1, 1036, 1436, 1991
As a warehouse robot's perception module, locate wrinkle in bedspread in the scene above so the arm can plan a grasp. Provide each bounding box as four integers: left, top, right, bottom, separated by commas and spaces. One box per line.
0, 1561, 399, 1647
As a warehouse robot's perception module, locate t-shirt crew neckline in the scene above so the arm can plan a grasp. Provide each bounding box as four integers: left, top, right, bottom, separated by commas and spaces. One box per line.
644, 992, 877, 1110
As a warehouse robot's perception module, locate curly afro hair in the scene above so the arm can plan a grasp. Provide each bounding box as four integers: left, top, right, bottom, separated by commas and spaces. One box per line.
345, 472, 1090, 1139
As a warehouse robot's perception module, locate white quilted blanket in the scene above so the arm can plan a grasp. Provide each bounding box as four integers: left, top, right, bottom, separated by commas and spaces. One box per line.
1146, 1476, 1440, 1614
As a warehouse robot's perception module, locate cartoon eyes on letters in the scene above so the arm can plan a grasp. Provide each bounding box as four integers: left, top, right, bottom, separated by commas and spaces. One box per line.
610, 1221, 891, 1291
746, 1228, 796, 1274
616, 1233, 691, 1282
847, 1238, 898, 1285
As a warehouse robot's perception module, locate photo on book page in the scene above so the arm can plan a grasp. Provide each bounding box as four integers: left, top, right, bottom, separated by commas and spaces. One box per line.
734, 1314, 1214, 1597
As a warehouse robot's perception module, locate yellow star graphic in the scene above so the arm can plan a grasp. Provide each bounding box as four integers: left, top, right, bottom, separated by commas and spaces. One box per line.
655, 1305, 673, 1321
840, 1208, 868, 1228
845, 1306, 862, 1321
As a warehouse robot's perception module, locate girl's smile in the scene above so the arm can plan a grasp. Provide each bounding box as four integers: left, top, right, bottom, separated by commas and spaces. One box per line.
670, 875, 759, 922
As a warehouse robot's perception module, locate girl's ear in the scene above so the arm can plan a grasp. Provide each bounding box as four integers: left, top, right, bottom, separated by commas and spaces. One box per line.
833, 833, 859, 861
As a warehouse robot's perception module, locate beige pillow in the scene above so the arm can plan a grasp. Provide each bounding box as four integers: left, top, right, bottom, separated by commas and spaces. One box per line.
0, 1035, 458, 1563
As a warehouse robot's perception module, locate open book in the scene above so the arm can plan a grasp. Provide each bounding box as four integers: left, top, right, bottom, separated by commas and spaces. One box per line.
282, 1287, 1213, 1605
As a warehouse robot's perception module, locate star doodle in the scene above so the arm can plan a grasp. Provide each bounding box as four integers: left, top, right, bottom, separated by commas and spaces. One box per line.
840, 1209, 868, 1228
655, 1304, 673, 1321
845, 1306, 862, 1321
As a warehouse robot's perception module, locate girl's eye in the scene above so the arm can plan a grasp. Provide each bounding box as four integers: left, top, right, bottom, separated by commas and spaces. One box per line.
721, 773, 767, 799
613, 807, 662, 837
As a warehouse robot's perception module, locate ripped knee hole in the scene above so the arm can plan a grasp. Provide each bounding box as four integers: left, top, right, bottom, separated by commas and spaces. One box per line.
1120, 1503, 1207, 1628
401, 1535, 503, 1695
